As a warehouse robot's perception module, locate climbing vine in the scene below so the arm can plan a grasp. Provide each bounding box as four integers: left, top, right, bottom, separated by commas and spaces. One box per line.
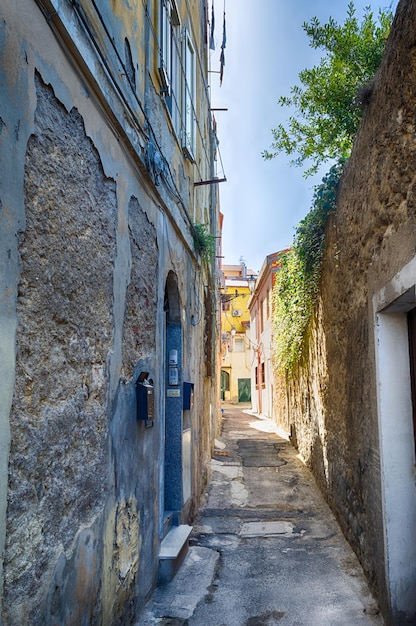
273, 158, 345, 373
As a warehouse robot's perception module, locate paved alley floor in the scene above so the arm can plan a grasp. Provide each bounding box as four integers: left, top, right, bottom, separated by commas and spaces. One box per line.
136, 406, 383, 626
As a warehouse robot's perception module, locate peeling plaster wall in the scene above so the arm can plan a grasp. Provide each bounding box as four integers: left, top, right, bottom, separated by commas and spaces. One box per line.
273, 1, 416, 623
0, 0, 218, 623
5, 73, 116, 624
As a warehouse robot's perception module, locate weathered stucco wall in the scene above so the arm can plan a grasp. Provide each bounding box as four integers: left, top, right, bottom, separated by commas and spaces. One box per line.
274, 2, 416, 623
0, 0, 219, 623
5, 73, 116, 624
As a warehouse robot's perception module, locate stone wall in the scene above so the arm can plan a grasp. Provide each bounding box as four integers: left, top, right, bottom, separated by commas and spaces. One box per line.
5, 75, 116, 624
273, 1, 416, 623
122, 195, 159, 379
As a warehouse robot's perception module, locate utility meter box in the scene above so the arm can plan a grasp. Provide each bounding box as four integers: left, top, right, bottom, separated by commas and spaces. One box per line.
136, 372, 154, 425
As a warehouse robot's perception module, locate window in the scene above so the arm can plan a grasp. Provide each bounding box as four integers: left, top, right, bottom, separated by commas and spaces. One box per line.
182, 32, 196, 159
159, 2, 196, 160
234, 338, 244, 353
159, 0, 181, 133
159, 1, 173, 92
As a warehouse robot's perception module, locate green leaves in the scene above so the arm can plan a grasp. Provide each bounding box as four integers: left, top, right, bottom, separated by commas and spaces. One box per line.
273, 159, 345, 373
192, 222, 216, 261
273, 250, 315, 373
263, 2, 393, 177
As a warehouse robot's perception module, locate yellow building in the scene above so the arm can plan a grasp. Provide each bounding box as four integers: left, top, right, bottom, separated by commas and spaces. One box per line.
220, 263, 256, 403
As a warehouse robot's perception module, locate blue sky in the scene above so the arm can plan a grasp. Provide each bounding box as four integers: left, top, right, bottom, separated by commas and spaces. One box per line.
209, 0, 398, 272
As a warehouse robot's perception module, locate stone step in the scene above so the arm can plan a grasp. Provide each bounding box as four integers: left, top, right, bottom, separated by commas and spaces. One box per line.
159, 524, 192, 559
158, 524, 193, 584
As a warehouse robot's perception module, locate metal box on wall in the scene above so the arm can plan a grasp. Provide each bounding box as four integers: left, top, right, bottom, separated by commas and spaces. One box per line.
183, 382, 194, 411
136, 372, 154, 425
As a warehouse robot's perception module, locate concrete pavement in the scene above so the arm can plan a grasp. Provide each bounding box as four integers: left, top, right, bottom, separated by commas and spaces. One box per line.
136, 405, 383, 626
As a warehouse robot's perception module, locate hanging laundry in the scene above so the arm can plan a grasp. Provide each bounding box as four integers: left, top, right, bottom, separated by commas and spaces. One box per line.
219, 10, 226, 85
209, 0, 215, 50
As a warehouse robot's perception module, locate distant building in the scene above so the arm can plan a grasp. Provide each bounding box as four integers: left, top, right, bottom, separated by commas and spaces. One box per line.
220, 263, 256, 403
248, 251, 288, 419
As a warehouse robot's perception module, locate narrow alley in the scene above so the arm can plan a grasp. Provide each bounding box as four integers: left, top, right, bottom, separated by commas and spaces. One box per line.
137, 406, 383, 626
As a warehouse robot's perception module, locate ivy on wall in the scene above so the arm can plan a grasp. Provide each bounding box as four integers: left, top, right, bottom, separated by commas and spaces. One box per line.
272, 158, 345, 373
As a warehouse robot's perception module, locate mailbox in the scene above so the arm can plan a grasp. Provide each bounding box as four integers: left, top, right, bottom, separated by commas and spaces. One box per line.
183, 382, 194, 411
136, 372, 154, 425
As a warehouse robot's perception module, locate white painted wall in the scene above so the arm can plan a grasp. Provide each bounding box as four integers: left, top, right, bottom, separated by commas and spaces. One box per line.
373, 256, 416, 622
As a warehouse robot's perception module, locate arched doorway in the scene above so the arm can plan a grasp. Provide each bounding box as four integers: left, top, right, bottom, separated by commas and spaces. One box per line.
163, 272, 183, 528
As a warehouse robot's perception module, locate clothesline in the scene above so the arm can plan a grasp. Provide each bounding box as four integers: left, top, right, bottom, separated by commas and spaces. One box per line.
209, 0, 226, 85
